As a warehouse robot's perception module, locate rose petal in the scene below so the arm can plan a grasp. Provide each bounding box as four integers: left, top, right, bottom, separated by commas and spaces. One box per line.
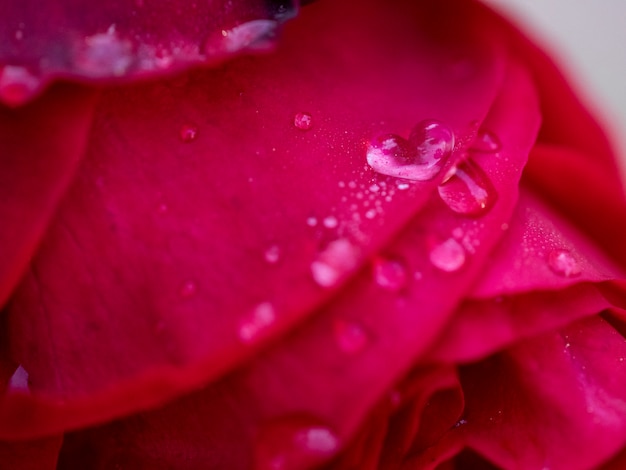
0, 84, 97, 307
0, 436, 63, 470
54, 55, 539, 468
457, 315, 626, 470
0, 0, 509, 439
0, 0, 299, 106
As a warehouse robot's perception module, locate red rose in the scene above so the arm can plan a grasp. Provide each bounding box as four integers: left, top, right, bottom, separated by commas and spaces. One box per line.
2, 0, 626, 468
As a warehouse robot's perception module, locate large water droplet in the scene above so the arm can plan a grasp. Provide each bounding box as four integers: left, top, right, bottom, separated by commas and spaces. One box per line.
311, 239, 358, 288
372, 256, 407, 291
255, 417, 339, 470
408, 120, 455, 179
0, 66, 42, 106
333, 319, 370, 354
8, 365, 29, 392
429, 238, 466, 272
437, 159, 497, 216
238, 302, 277, 343
548, 249, 581, 278
179, 124, 198, 143
294, 112, 313, 131
366, 121, 454, 181
471, 129, 501, 153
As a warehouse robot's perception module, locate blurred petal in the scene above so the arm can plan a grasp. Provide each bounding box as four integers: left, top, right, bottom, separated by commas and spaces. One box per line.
0, 0, 299, 106
0, 84, 97, 307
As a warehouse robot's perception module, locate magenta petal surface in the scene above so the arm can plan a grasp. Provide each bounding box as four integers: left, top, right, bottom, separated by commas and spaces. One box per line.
0, 0, 299, 106
0, 84, 97, 307
52, 55, 540, 469
0, 0, 507, 439
459, 315, 626, 470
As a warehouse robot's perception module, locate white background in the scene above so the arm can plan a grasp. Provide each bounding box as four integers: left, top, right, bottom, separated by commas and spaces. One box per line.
483, 0, 626, 174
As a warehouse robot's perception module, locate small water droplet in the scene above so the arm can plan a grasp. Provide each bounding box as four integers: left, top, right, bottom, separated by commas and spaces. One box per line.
548, 249, 581, 277
323, 216, 338, 229
471, 129, 501, 152
366, 121, 454, 181
437, 159, 497, 216
264, 244, 281, 264
333, 319, 370, 354
364, 209, 377, 219
179, 124, 198, 142
205, 20, 278, 55
311, 239, 358, 288
238, 302, 277, 343
429, 238, 466, 272
306, 217, 318, 227
74, 27, 134, 77
255, 417, 339, 470
8, 365, 29, 392
372, 257, 407, 291
294, 112, 313, 131
0, 66, 42, 106
179, 280, 197, 298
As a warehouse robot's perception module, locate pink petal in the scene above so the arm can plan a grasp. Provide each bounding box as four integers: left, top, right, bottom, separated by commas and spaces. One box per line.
457, 315, 626, 470
0, 0, 299, 106
0, 84, 97, 307
0, 0, 509, 439
53, 53, 539, 468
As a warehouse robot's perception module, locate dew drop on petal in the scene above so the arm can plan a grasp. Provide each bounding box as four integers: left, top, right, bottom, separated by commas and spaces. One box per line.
264, 244, 281, 264
548, 249, 581, 277
429, 238, 466, 272
311, 239, 358, 288
366, 121, 454, 181
323, 216, 338, 229
179, 124, 198, 142
238, 302, 277, 343
74, 27, 134, 77
255, 417, 340, 470
437, 159, 497, 216
206, 20, 278, 55
0, 66, 42, 106
408, 120, 455, 179
8, 365, 29, 392
294, 112, 313, 131
372, 257, 407, 291
333, 318, 370, 354
471, 129, 501, 152
179, 280, 197, 298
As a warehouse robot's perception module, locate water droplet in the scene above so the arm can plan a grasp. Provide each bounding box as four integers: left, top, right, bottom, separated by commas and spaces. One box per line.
306, 217, 318, 227
8, 365, 29, 392
311, 239, 358, 288
74, 27, 134, 77
372, 257, 407, 291
471, 129, 501, 152
0, 66, 42, 106
179, 124, 198, 142
407, 120, 455, 179
437, 159, 497, 216
323, 216, 338, 229
205, 20, 278, 55
333, 319, 370, 354
294, 112, 313, 131
364, 209, 377, 219
264, 244, 281, 264
255, 417, 339, 470
366, 121, 454, 181
429, 238, 466, 272
179, 280, 197, 298
238, 302, 277, 343
548, 249, 581, 277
